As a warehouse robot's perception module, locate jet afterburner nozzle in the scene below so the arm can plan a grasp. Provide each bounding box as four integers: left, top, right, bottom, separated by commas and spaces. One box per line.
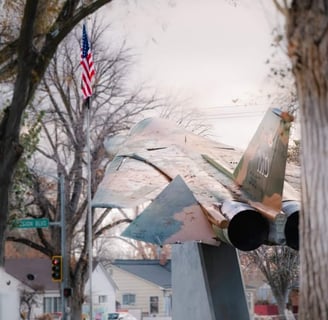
216, 201, 270, 251
282, 200, 300, 250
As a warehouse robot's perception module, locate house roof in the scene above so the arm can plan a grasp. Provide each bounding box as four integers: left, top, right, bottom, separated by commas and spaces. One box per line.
4, 258, 59, 291
112, 259, 171, 289
90, 262, 118, 290
5, 258, 117, 293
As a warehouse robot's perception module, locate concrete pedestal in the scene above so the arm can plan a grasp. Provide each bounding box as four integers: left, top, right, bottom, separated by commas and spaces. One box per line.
172, 242, 250, 320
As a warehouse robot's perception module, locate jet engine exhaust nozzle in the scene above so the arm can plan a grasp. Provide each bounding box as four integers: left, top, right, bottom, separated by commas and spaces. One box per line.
218, 201, 270, 251
283, 200, 300, 251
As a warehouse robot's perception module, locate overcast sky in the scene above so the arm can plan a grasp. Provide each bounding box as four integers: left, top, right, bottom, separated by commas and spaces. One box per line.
101, 0, 287, 148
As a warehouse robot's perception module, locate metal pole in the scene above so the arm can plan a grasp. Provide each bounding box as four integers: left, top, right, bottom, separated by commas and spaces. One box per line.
86, 103, 93, 320
36, 170, 68, 319
60, 174, 67, 320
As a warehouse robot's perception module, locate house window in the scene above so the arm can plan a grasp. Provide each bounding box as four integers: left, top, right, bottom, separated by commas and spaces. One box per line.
122, 293, 136, 305
150, 296, 159, 314
99, 295, 108, 303
245, 290, 254, 314
43, 297, 62, 313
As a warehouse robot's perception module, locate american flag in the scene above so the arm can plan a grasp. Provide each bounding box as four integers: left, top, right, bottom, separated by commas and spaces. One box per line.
81, 24, 95, 100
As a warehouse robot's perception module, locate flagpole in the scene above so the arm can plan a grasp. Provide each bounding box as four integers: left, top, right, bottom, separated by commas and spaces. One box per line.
80, 20, 95, 320
86, 97, 93, 320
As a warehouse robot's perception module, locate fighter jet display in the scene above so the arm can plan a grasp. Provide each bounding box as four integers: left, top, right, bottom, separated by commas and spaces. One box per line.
92, 108, 299, 251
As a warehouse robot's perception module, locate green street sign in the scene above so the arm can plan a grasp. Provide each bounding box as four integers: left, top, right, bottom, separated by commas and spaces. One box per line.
18, 218, 49, 229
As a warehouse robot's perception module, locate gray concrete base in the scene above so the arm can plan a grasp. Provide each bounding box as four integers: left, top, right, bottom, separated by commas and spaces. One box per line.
172, 242, 250, 320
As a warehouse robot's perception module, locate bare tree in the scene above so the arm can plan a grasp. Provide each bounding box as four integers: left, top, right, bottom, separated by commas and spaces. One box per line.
96, 206, 172, 262
244, 246, 299, 319
20, 286, 43, 320
159, 99, 211, 137
7, 21, 163, 319
0, 0, 116, 266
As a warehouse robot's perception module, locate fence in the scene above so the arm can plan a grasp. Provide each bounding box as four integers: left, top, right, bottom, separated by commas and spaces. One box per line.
254, 314, 298, 320
143, 317, 171, 320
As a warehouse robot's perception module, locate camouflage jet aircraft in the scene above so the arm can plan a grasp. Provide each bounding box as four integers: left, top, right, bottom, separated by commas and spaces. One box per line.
93, 108, 299, 251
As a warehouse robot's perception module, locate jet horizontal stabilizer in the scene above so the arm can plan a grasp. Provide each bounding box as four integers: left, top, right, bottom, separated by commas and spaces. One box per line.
122, 175, 219, 246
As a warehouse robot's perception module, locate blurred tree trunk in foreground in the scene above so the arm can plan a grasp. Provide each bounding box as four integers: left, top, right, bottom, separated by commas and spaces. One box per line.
275, 1, 328, 319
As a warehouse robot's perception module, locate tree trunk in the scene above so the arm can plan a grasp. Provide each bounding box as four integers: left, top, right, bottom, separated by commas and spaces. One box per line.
71, 296, 83, 320
0, 136, 22, 265
70, 267, 88, 320
287, 2, 328, 319
0, 0, 39, 266
275, 294, 287, 320
270, 283, 288, 320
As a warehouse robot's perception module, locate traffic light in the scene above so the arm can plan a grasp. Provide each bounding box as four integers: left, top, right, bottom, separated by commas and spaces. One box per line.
63, 287, 72, 298
51, 256, 62, 282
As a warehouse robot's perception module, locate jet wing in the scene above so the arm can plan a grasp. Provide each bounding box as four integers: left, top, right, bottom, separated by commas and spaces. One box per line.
92, 154, 170, 208
92, 117, 240, 212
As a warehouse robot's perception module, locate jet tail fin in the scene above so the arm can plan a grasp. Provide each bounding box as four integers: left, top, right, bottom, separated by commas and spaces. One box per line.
233, 108, 294, 211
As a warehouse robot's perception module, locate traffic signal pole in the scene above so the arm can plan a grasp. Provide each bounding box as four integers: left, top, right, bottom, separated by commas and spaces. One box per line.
50, 174, 67, 319
60, 174, 68, 320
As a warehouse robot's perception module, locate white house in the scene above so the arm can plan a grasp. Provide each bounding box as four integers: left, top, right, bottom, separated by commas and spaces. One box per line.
0, 266, 25, 320
109, 260, 172, 319
82, 262, 117, 320
4, 258, 117, 320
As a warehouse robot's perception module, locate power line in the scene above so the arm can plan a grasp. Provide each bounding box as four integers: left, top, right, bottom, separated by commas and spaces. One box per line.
194, 103, 269, 110
195, 111, 265, 119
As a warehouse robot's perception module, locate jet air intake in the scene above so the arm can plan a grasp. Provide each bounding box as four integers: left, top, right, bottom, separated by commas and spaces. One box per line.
217, 201, 270, 251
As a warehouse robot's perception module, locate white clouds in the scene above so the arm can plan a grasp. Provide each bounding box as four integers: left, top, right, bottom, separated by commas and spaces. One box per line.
101, 0, 284, 147
107, 1, 275, 97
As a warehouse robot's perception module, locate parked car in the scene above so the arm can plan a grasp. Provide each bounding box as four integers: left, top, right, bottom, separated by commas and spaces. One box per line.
108, 312, 137, 320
